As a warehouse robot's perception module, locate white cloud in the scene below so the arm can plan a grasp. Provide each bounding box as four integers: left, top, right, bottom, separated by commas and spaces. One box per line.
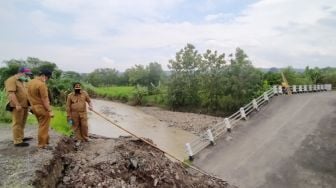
0, 0, 335, 73
204, 13, 234, 22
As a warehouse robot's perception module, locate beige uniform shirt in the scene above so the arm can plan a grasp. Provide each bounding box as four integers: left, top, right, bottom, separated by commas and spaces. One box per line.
5, 75, 29, 107
27, 78, 49, 106
66, 91, 91, 115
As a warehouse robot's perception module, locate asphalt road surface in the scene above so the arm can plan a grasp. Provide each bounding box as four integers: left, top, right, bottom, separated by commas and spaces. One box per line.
194, 91, 336, 188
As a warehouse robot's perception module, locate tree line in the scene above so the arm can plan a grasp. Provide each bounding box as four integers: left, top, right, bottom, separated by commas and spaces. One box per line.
1, 44, 335, 115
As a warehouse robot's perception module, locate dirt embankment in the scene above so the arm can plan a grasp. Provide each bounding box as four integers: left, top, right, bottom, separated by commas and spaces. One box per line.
138, 107, 224, 135
59, 135, 233, 188
1, 126, 234, 187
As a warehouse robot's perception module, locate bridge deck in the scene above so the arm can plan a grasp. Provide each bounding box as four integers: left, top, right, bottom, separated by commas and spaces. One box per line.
194, 91, 336, 188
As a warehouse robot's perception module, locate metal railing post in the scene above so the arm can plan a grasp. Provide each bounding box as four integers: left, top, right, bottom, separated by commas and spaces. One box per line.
298, 85, 302, 93
224, 118, 231, 132
240, 107, 247, 120
207, 129, 215, 145
292, 85, 297, 93
252, 99, 259, 111
309, 85, 312, 92
303, 85, 307, 93
273, 86, 278, 95
185, 143, 194, 161
278, 85, 283, 94
263, 92, 269, 101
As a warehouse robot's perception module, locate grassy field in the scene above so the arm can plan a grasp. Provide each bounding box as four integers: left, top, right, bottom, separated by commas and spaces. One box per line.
85, 85, 168, 106
86, 85, 135, 102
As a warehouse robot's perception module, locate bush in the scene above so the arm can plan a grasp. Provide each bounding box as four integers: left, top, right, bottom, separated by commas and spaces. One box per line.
130, 85, 148, 105
0, 90, 12, 123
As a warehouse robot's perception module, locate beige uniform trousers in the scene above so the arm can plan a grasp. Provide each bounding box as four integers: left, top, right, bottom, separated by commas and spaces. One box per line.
12, 108, 28, 144
32, 105, 51, 148
71, 112, 88, 141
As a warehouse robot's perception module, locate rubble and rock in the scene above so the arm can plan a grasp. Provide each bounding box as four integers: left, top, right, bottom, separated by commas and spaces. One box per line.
138, 107, 224, 135
58, 136, 234, 188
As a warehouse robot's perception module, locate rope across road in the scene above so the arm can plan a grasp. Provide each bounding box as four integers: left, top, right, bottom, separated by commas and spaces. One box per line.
91, 109, 225, 182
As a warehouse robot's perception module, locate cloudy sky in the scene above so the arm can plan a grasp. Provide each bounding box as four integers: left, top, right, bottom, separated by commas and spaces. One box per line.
0, 0, 335, 72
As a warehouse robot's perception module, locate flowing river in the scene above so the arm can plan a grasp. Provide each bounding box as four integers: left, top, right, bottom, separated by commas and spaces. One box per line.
88, 99, 197, 161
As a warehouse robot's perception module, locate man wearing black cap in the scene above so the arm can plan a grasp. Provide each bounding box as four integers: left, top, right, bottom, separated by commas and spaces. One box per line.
66, 82, 93, 144
5, 67, 33, 147
27, 69, 54, 149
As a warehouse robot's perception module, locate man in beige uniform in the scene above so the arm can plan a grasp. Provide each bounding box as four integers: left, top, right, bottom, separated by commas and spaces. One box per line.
5, 67, 33, 147
66, 82, 92, 143
27, 69, 54, 149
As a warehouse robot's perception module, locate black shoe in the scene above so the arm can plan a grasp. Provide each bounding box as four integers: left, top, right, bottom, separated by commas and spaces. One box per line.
14, 142, 30, 147
23, 137, 33, 142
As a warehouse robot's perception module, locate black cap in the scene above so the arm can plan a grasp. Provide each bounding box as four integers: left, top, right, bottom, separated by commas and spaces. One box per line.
39, 69, 52, 79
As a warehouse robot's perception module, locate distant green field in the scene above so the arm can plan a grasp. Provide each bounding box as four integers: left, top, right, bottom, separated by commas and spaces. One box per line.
85, 84, 168, 106
86, 85, 135, 102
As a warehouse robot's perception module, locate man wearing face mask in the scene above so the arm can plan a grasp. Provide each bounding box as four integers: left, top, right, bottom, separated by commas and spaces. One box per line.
5, 67, 33, 147
66, 82, 93, 143
27, 69, 54, 149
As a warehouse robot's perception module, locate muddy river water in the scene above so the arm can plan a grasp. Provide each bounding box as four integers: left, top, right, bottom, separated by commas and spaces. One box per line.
88, 99, 197, 161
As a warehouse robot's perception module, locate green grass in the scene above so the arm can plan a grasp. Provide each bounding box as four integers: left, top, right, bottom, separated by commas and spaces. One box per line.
85, 84, 169, 107
0, 90, 12, 123
50, 107, 72, 136
86, 85, 135, 102
143, 94, 167, 107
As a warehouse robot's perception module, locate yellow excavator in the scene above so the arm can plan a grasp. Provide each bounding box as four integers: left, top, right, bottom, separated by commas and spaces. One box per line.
281, 72, 292, 95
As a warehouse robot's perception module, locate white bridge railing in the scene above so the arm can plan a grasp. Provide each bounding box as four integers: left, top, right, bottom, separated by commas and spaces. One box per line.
185, 84, 332, 160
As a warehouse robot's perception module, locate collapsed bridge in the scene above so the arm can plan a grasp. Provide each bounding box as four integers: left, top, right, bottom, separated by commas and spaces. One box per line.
186, 84, 336, 188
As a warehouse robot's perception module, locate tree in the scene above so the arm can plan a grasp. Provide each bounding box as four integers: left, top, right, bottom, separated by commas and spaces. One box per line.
147, 62, 163, 86
225, 48, 263, 105
304, 66, 323, 84
87, 68, 120, 86
199, 49, 227, 111
263, 71, 282, 86
0, 57, 69, 105
167, 44, 202, 108
62, 71, 82, 81
125, 65, 149, 86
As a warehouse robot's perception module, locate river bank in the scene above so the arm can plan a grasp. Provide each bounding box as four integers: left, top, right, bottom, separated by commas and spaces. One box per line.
0, 126, 234, 187
138, 106, 224, 135
0, 99, 234, 187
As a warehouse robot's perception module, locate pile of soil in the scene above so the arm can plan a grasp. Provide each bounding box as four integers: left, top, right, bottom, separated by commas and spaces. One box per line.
138, 107, 224, 135
59, 136, 233, 188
